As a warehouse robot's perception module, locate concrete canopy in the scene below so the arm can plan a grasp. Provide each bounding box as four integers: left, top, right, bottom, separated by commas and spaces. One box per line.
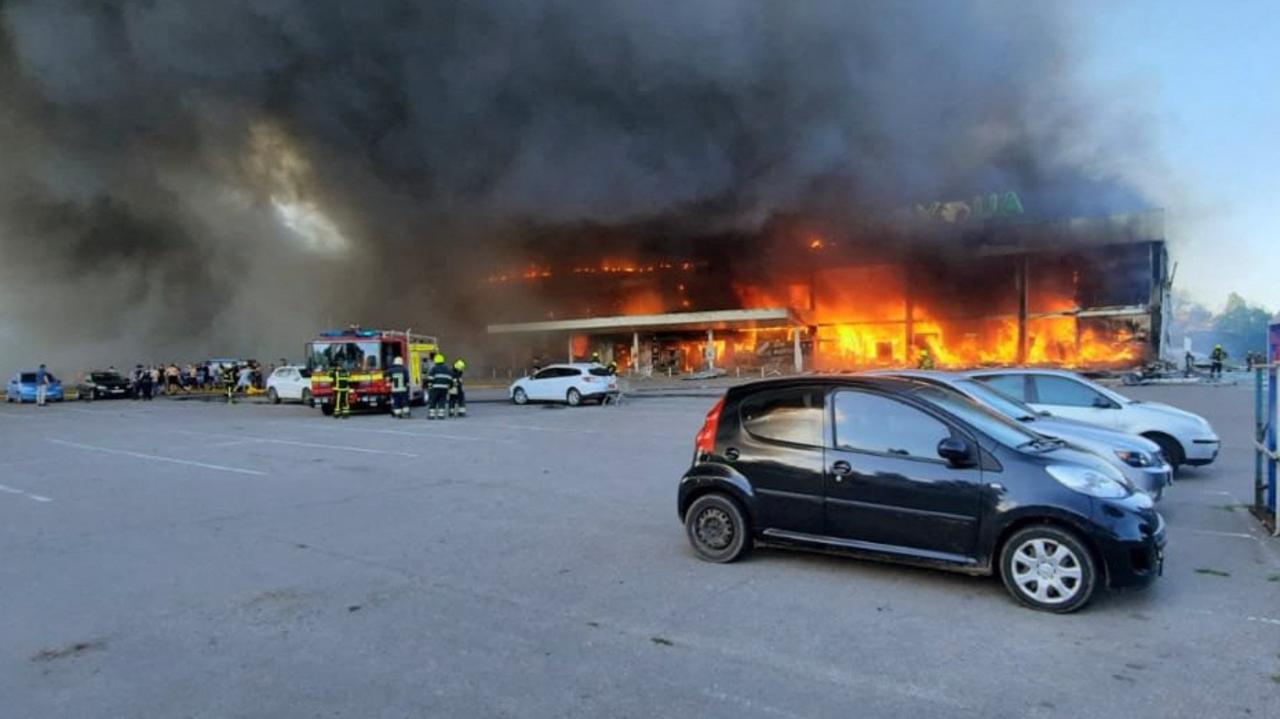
486, 308, 802, 335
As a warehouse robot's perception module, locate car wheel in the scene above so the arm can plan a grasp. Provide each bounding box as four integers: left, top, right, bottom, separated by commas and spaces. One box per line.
566, 388, 582, 406
1143, 432, 1184, 471
320, 403, 334, 416
301, 389, 312, 407
513, 387, 528, 405
685, 494, 751, 563
1000, 525, 1097, 613
268, 388, 280, 405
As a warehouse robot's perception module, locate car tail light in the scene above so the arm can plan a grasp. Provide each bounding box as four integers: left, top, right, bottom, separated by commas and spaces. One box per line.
694, 396, 726, 456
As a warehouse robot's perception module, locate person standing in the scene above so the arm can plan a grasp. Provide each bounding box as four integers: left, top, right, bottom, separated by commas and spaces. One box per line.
388, 356, 411, 419
138, 365, 154, 401
221, 363, 236, 404
427, 353, 453, 420
332, 365, 352, 419
1210, 344, 1227, 379
35, 364, 50, 407
448, 358, 467, 418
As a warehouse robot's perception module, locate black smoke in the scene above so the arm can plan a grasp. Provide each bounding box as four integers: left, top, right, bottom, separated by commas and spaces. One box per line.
0, 1, 1151, 370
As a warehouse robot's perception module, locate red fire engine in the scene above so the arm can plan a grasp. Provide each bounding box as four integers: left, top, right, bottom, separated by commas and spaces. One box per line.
306, 328, 440, 415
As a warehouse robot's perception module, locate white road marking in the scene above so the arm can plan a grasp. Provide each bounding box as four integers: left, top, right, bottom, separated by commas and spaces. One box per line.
1247, 616, 1280, 627
0, 483, 53, 502
341, 427, 492, 442
167, 430, 419, 458
1179, 528, 1258, 539
46, 438, 267, 476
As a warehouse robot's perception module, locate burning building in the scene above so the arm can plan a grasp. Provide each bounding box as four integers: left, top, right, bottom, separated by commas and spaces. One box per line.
486, 204, 1169, 374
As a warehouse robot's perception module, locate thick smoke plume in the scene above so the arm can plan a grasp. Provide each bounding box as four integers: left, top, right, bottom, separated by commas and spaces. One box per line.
0, 1, 1150, 371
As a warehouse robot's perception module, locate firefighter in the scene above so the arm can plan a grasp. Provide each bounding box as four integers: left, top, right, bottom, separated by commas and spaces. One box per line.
606, 358, 618, 376
591, 351, 601, 365
332, 365, 352, 419
449, 358, 467, 417
917, 346, 936, 370
1210, 344, 1226, 379
388, 356, 410, 419
427, 353, 453, 419
221, 363, 236, 404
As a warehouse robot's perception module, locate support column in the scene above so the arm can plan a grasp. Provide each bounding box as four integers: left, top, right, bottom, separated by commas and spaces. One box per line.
904, 265, 915, 365
706, 329, 715, 371
793, 327, 803, 373
568, 335, 574, 363
632, 331, 640, 375
1016, 257, 1029, 365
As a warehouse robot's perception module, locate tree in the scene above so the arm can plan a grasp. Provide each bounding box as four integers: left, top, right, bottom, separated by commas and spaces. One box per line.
1213, 293, 1272, 351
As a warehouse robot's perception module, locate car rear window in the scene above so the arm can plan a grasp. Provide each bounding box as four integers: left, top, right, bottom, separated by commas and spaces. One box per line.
739, 387, 824, 447
20, 373, 36, 382
588, 368, 611, 376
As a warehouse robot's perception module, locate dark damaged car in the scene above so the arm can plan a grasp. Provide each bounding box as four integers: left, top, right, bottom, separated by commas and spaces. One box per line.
677, 376, 1165, 613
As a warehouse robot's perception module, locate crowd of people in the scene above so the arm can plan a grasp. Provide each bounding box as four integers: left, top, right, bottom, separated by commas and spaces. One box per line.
122, 360, 279, 399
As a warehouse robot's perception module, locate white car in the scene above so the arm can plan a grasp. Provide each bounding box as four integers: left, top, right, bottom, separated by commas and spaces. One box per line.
968, 369, 1219, 470
266, 365, 313, 405
877, 370, 1172, 499
509, 363, 618, 406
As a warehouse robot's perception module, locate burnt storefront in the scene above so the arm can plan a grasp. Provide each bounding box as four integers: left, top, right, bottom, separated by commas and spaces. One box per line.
482, 209, 1169, 374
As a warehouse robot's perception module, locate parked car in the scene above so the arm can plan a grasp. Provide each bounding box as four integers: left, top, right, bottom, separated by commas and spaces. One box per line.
678, 376, 1165, 612
6, 370, 65, 403
509, 363, 618, 406
875, 370, 1172, 499
76, 370, 133, 400
266, 365, 313, 405
968, 369, 1219, 470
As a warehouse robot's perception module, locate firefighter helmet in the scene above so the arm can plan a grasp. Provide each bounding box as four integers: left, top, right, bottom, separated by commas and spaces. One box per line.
433, 353, 445, 364
454, 359, 466, 371
393, 356, 404, 366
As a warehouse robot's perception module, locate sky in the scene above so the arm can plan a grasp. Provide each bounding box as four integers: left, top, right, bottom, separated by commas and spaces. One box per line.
1078, 0, 1280, 312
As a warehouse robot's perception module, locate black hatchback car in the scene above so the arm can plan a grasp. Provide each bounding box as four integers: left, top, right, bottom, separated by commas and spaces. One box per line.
678, 377, 1165, 612
76, 370, 134, 400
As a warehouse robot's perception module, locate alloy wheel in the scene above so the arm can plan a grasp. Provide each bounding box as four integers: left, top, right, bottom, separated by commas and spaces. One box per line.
1010, 538, 1083, 605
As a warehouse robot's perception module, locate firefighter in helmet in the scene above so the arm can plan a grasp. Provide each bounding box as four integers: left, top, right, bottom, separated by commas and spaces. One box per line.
917, 346, 936, 370
221, 363, 236, 404
388, 356, 411, 419
332, 364, 352, 419
427, 353, 454, 419
449, 358, 468, 417
1210, 343, 1226, 379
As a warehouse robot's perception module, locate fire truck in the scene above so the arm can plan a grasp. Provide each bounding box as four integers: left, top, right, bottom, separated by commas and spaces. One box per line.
306, 328, 440, 415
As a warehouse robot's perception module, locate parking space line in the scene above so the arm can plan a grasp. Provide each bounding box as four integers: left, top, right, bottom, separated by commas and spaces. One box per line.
339, 427, 491, 442
1178, 528, 1258, 539
168, 430, 419, 458
1247, 616, 1280, 627
46, 438, 267, 476
0, 483, 53, 503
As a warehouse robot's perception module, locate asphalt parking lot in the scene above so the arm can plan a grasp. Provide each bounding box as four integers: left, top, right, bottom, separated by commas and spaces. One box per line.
2, 380, 1278, 718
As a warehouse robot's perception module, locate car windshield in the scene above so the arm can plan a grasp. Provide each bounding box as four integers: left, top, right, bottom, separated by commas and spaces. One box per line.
307, 341, 381, 371
908, 384, 1047, 449
90, 372, 121, 382
955, 379, 1039, 420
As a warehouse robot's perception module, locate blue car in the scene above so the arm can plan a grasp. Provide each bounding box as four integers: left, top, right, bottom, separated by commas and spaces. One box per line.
5, 370, 64, 403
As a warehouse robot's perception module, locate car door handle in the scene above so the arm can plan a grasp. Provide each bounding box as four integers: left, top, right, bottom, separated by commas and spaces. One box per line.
831, 460, 852, 477
724, 447, 740, 461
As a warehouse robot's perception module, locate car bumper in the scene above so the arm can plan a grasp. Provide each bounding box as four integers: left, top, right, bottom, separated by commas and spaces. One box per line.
1094, 503, 1165, 589
1122, 463, 1173, 500
1183, 437, 1220, 466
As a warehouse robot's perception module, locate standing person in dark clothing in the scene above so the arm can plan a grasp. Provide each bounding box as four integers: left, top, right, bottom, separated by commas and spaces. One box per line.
427, 353, 453, 420
332, 366, 351, 419
449, 358, 467, 417
138, 365, 154, 401
388, 356, 411, 419
221, 364, 236, 404
1210, 344, 1227, 379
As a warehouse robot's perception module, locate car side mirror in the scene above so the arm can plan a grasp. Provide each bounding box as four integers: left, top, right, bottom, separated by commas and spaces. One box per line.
937, 437, 975, 467
1091, 396, 1117, 409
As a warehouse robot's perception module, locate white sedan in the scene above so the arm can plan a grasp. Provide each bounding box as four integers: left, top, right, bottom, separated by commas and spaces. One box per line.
509, 363, 618, 406
968, 368, 1220, 469
266, 365, 313, 405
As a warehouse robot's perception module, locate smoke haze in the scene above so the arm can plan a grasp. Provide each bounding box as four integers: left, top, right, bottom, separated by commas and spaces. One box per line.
0, 1, 1153, 372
